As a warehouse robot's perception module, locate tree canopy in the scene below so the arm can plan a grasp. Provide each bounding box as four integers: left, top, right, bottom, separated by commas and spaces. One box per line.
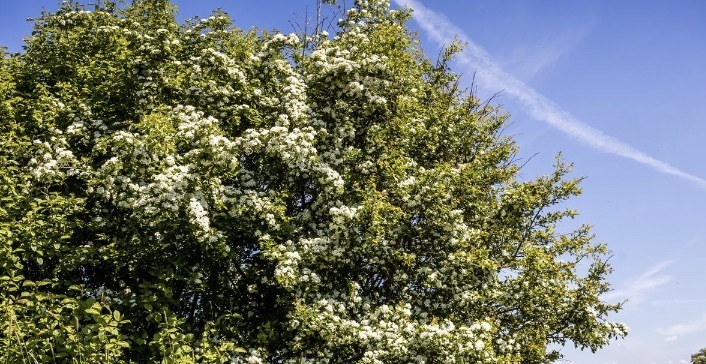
693, 348, 706, 364
0, 0, 626, 362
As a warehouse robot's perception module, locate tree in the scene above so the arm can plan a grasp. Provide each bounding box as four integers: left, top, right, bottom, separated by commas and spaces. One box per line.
0, 0, 627, 362
693, 348, 706, 364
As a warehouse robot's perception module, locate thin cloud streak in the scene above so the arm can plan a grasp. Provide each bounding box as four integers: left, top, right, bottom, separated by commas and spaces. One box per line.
393, 0, 706, 189
602, 260, 672, 304
660, 314, 706, 336
652, 298, 706, 306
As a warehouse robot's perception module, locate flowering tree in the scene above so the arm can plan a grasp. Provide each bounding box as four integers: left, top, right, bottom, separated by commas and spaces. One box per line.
0, 0, 627, 362
693, 348, 706, 364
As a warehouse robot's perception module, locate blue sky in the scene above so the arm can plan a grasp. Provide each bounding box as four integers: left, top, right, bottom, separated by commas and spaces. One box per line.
2, 1, 705, 362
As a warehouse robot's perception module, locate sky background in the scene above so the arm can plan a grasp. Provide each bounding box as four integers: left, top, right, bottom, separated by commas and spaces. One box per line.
2, 1, 705, 363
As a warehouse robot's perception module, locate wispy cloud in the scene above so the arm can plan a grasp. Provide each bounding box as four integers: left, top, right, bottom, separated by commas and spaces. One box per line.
660, 314, 706, 336
392, 0, 706, 189
664, 335, 678, 342
507, 44, 571, 82
652, 298, 706, 306
602, 260, 672, 304
506, 26, 591, 82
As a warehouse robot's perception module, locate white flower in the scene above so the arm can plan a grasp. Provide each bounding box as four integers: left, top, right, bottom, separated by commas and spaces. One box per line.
188, 196, 210, 232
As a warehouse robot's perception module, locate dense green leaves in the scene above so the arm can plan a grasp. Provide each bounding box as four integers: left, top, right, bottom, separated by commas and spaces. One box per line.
0, 0, 625, 362
693, 348, 706, 364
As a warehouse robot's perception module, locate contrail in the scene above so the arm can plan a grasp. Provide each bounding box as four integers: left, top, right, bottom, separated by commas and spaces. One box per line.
393, 0, 706, 189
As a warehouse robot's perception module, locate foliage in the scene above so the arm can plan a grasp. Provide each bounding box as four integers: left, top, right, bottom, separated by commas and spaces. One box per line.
693, 348, 706, 364
0, 0, 626, 362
